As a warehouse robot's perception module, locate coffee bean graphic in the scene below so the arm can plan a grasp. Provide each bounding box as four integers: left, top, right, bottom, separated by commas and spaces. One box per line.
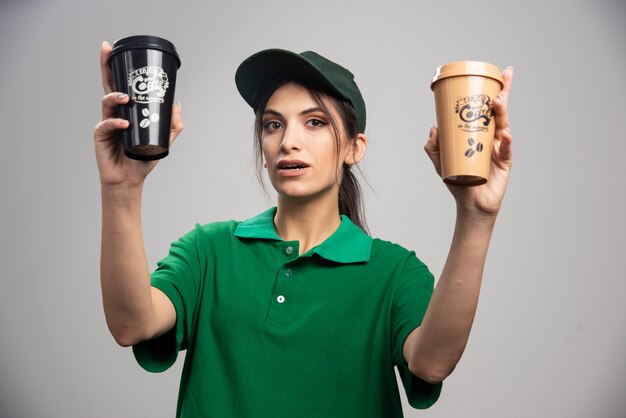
139, 118, 151, 128
142, 108, 150, 117
477, 143, 483, 152
150, 113, 160, 123
468, 138, 475, 146
465, 149, 475, 157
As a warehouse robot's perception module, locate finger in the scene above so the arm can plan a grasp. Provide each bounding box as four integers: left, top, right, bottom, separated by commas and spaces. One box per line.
499, 66, 514, 106
94, 118, 129, 142
169, 102, 184, 146
494, 127, 513, 168
423, 124, 442, 176
100, 41, 115, 94
493, 94, 510, 132
101, 92, 130, 119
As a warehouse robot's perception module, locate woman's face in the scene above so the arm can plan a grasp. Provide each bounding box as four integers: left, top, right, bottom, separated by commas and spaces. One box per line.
261, 82, 356, 203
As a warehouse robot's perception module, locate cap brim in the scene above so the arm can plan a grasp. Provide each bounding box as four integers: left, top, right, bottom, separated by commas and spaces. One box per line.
235, 49, 343, 112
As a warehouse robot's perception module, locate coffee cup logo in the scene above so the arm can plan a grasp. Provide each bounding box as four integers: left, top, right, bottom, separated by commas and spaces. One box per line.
127, 66, 170, 103
455, 94, 494, 132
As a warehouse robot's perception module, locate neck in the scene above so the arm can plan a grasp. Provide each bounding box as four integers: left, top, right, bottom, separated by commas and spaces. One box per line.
274, 193, 341, 255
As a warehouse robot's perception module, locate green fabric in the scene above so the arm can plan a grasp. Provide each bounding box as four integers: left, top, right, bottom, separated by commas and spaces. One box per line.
133, 208, 442, 417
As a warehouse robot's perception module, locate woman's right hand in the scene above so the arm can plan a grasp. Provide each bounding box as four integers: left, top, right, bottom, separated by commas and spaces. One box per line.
94, 41, 183, 189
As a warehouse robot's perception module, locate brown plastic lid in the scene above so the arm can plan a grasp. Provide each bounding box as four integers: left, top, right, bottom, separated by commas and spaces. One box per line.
431, 61, 503, 90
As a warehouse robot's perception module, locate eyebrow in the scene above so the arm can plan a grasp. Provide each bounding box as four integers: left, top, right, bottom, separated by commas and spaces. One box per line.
263, 107, 328, 117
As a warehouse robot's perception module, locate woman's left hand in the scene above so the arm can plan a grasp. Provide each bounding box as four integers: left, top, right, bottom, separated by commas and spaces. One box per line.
424, 67, 514, 219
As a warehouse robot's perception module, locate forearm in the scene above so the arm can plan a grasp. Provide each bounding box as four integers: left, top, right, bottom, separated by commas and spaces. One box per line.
100, 183, 155, 346
407, 209, 496, 381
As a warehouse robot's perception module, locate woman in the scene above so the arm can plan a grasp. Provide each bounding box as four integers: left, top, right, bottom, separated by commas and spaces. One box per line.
95, 44, 513, 417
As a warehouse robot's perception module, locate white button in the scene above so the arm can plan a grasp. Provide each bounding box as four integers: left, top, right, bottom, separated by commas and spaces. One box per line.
285, 246, 294, 255
277, 295, 285, 303
284, 269, 293, 277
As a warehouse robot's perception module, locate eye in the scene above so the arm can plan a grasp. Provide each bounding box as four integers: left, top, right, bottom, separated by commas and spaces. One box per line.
264, 120, 283, 131
307, 118, 328, 128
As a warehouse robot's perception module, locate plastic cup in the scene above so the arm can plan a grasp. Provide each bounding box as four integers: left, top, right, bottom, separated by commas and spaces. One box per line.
431, 61, 503, 186
108, 35, 181, 161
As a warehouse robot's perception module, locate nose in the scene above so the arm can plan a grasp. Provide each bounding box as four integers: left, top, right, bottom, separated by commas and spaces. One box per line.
280, 123, 302, 153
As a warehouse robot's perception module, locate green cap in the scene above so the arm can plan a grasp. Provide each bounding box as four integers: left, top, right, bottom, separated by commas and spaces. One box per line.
235, 48, 366, 133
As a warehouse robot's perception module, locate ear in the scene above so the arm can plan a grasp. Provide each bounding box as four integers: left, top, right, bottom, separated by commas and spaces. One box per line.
344, 133, 368, 165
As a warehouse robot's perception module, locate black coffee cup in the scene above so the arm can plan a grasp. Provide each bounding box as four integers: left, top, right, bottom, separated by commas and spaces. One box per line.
108, 35, 181, 161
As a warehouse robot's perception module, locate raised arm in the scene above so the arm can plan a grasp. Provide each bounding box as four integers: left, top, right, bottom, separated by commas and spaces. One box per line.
95, 41, 183, 347
403, 67, 514, 384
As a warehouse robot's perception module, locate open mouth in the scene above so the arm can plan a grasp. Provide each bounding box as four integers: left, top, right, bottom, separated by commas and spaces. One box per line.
281, 164, 306, 171
277, 160, 309, 171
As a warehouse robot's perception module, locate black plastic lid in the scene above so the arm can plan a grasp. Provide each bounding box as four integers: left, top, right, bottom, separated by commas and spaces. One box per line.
109, 35, 181, 68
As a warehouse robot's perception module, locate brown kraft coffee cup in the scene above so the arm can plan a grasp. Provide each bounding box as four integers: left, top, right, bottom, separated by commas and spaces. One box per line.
431, 61, 503, 186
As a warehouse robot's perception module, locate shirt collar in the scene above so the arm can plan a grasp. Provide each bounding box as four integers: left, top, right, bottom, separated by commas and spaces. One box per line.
234, 207, 372, 264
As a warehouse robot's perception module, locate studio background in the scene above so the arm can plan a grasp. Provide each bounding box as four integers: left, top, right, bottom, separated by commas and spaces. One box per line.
1, 0, 624, 417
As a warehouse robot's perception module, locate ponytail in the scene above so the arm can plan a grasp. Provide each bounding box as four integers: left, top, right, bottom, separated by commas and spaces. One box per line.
339, 165, 368, 233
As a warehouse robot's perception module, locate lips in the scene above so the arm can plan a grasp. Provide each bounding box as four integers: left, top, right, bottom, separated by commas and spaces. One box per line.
277, 160, 309, 170
276, 159, 310, 176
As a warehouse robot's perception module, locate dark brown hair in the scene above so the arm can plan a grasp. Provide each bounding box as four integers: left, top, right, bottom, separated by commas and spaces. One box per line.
253, 79, 368, 233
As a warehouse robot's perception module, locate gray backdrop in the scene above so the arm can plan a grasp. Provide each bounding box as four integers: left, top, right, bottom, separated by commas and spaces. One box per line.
1, 0, 625, 417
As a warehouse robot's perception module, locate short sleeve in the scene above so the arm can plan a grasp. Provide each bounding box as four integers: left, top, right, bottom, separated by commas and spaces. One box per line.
132, 225, 203, 373
391, 253, 442, 409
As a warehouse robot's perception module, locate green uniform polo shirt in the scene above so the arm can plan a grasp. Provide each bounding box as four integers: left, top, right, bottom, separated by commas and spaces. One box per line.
133, 208, 442, 417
